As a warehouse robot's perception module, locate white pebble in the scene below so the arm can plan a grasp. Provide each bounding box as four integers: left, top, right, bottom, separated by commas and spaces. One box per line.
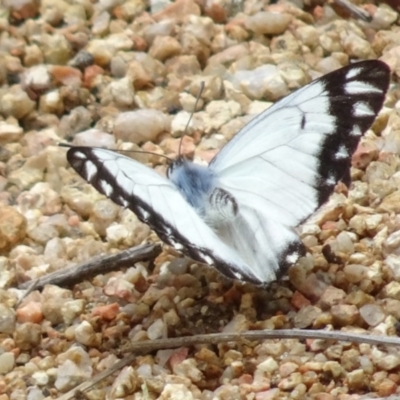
245, 11, 291, 35
114, 109, 170, 143
0, 352, 15, 374
147, 318, 167, 340
32, 371, 49, 386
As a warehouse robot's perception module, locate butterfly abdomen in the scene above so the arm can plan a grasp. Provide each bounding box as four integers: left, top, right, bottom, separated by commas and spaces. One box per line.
204, 188, 239, 227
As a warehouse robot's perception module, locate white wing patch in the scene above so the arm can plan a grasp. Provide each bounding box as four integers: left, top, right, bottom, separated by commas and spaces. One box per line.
345, 81, 383, 95
345, 67, 362, 79
353, 102, 375, 117
351, 125, 362, 137
85, 160, 97, 181
100, 180, 113, 197
335, 145, 349, 160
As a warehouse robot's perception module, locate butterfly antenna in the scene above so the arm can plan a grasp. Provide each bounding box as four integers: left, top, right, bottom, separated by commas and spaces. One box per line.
178, 81, 205, 157
59, 143, 173, 163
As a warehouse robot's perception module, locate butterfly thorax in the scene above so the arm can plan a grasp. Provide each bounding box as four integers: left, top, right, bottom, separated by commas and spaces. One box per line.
167, 158, 217, 215
167, 158, 239, 226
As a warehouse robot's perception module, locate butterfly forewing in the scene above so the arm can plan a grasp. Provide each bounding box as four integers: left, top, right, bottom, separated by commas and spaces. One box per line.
67, 148, 261, 284
66, 60, 390, 286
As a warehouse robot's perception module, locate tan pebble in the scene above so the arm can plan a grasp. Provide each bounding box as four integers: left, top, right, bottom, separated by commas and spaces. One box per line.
39, 90, 64, 115
55, 347, 93, 391
147, 318, 167, 340
61, 299, 85, 325
0, 85, 35, 119
0, 352, 15, 374
346, 290, 374, 308
14, 322, 41, 350
173, 358, 203, 383
294, 305, 322, 329
4, 0, 39, 20
359, 304, 386, 327
208, 43, 249, 66
72, 129, 115, 148
322, 361, 343, 378
352, 139, 380, 169
278, 372, 303, 390
42, 285, 72, 325
255, 388, 280, 400
279, 362, 298, 378
149, 36, 181, 61
290, 272, 327, 301
376, 353, 400, 370
377, 378, 397, 396
23, 44, 43, 67
50, 65, 82, 87
126, 60, 153, 89
158, 382, 195, 400
114, 109, 170, 143
343, 264, 369, 283
83, 65, 105, 89
313, 394, 335, 400
379, 190, 400, 213
104, 277, 136, 302
110, 366, 139, 398
16, 301, 43, 324
372, 4, 398, 30
383, 298, 400, 320
315, 56, 343, 75
169, 348, 189, 369
0, 122, 23, 144
245, 11, 291, 35
331, 304, 359, 326
290, 290, 311, 310
346, 369, 365, 390
106, 76, 136, 108
0, 205, 26, 253
303, 362, 323, 372
153, 0, 200, 23
161, 136, 195, 158
86, 39, 115, 67
319, 286, 346, 308
381, 281, 400, 300
295, 25, 319, 49
237, 373, 253, 385
75, 321, 99, 347
165, 54, 201, 77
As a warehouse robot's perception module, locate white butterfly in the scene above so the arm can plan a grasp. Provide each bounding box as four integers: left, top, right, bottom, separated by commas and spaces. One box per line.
66, 60, 390, 286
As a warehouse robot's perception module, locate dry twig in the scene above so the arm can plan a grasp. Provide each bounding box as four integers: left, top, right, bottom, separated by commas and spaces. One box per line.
18, 243, 161, 291
56, 328, 400, 400
332, 0, 372, 21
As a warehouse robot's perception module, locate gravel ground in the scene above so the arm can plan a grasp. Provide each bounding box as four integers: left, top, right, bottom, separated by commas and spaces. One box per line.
1, 0, 400, 399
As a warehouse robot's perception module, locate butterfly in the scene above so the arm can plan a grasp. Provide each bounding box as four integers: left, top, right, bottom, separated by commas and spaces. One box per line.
66, 60, 390, 286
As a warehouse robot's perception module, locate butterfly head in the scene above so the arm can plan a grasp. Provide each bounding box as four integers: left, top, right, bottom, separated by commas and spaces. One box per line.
166, 156, 186, 179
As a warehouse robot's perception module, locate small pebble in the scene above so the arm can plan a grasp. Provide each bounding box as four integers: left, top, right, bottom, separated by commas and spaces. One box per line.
359, 304, 386, 327
245, 11, 291, 35
0, 352, 15, 374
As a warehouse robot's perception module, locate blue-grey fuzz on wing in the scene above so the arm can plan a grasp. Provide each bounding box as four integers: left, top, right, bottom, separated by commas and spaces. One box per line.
66, 60, 390, 286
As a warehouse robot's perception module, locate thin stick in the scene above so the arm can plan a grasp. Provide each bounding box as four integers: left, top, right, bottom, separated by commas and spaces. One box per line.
56, 353, 137, 400
59, 143, 173, 163
55, 328, 400, 399
121, 328, 400, 354
178, 81, 205, 156
18, 243, 162, 290
333, 0, 372, 22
